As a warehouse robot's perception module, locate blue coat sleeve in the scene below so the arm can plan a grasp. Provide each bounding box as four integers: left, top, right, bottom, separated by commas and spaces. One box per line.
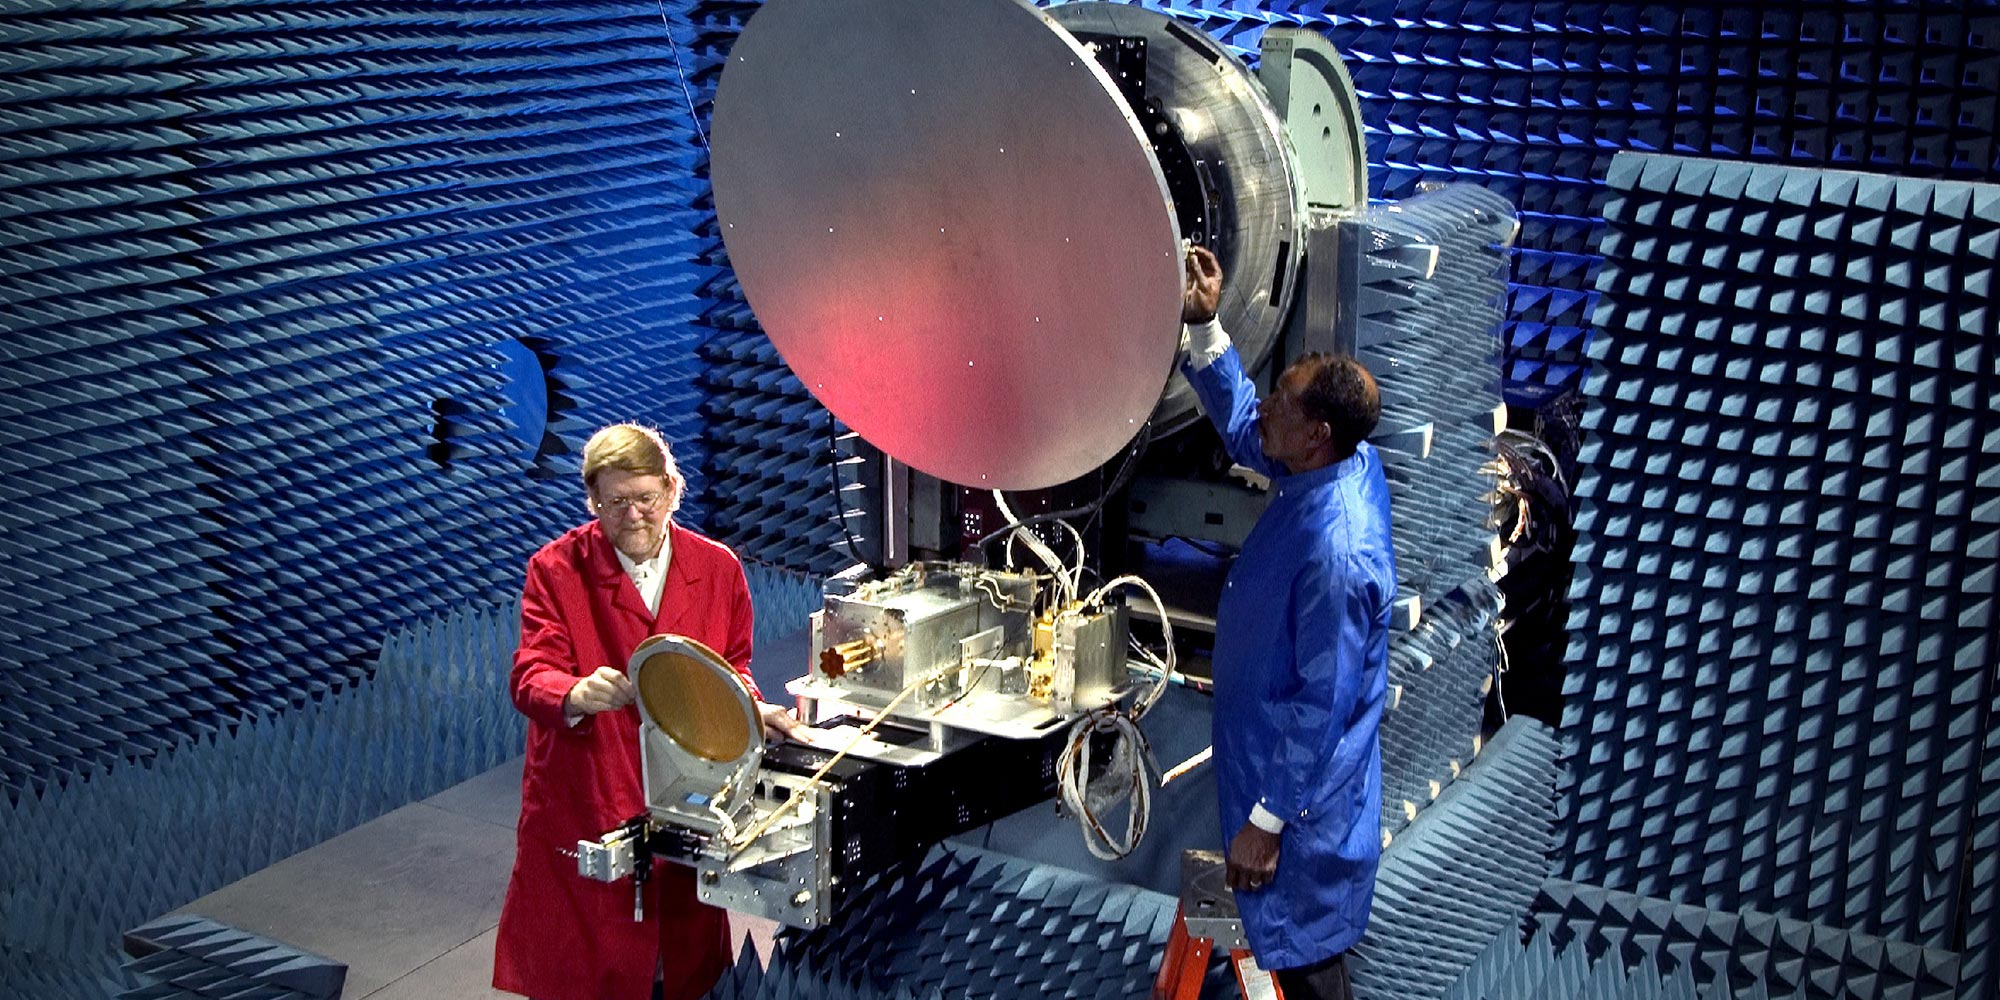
1182, 345, 1286, 482
1254, 553, 1387, 823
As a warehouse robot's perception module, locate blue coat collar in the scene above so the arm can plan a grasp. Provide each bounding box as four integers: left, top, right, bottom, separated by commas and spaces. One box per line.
1273, 441, 1374, 493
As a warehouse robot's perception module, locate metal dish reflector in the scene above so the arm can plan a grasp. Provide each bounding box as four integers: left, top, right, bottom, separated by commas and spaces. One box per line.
711, 0, 1184, 491
1044, 2, 1305, 436
629, 635, 763, 832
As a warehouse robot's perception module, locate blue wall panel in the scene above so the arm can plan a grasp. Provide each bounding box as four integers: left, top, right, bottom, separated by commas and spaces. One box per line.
1343, 186, 1517, 840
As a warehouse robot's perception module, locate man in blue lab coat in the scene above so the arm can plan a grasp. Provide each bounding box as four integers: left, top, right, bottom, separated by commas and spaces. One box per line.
1180, 245, 1397, 999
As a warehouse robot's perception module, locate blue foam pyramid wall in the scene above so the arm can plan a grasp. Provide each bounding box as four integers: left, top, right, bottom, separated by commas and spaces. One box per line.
771, 844, 1205, 1000
0, 598, 522, 999
1351, 716, 1561, 999
1528, 878, 1960, 1000
3, 560, 816, 1000
1019, 1, 2000, 403
1340, 183, 1519, 839
1, 0, 742, 804
683, 0, 863, 577
119, 915, 344, 1000
1559, 152, 2000, 963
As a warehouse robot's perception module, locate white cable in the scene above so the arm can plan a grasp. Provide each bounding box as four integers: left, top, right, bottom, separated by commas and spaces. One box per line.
1161, 745, 1211, 785
983, 513, 1178, 859
1056, 709, 1158, 861
993, 491, 1075, 606
1051, 517, 1086, 596
726, 661, 942, 856
1003, 519, 1085, 608
1084, 574, 1175, 718
1050, 572, 1182, 860
1498, 428, 1566, 491
706, 799, 741, 845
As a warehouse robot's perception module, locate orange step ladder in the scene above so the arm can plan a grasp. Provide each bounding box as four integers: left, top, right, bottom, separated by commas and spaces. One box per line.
1155, 850, 1285, 1000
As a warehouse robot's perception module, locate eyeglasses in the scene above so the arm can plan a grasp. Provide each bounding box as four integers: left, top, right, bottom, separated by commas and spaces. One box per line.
596, 492, 664, 514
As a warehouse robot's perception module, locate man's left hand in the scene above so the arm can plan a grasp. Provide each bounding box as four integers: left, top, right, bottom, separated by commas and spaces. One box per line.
759, 702, 803, 741
1226, 821, 1280, 892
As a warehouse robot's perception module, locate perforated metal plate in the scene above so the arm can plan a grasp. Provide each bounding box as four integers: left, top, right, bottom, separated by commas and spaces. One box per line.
711, 0, 1184, 491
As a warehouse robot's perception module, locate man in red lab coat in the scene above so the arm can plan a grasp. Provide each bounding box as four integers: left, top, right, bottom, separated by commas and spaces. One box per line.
494, 423, 799, 1000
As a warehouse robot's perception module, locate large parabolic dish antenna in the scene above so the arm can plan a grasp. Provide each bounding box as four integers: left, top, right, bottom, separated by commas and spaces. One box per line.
710, 0, 1186, 491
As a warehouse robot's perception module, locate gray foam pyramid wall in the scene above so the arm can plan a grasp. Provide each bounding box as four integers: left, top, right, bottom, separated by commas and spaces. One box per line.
770, 844, 1203, 1000
1967, 672, 2000, 1000
1351, 716, 1561, 999
1451, 927, 1714, 1000
119, 914, 343, 1000
1342, 184, 1517, 841
1445, 923, 1825, 1000
1531, 878, 1960, 1000
706, 948, 940, 1000
1560, 151, 2000, 990
1, 0, 743, 804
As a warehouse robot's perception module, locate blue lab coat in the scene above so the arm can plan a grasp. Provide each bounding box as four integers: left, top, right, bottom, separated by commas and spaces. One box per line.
1185, 346, 1397, 969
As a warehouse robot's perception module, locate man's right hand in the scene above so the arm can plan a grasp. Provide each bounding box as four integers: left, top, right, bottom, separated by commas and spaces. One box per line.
566, 666, 636, 717
1182, 244, 1223, 324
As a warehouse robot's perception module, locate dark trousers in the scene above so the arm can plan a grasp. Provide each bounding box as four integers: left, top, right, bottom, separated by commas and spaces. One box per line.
1274, 951, 1352, 1000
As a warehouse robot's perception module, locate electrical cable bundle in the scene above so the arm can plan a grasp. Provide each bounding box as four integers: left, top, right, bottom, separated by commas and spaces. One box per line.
1055, 565, 1180, 860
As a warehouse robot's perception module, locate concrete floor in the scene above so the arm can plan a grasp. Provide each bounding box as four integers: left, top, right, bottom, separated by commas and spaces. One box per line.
173, 756, 776, 999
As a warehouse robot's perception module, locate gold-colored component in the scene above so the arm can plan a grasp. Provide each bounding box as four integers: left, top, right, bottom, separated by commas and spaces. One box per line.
634, 638, 754, 763
1026, 654, 1056, 702
818, 637, 878, 679
1032, 613, 1055, 659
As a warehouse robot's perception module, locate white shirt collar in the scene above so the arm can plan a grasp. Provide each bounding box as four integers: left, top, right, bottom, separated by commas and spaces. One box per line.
613, 526, 673, 615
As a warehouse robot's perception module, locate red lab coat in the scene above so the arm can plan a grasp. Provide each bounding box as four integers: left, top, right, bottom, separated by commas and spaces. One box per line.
493, 520, 761, 1000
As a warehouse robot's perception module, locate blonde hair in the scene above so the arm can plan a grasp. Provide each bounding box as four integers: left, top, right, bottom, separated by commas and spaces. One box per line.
581, 423, 684, 514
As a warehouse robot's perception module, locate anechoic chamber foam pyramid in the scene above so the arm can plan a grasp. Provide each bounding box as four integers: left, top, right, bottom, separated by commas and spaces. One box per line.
1, 0, 738, 806
1338, 184, 1519, 842
1352, 715, 1562, 1000
1558, 151, 2000, 981
764, 843, 1197, 1000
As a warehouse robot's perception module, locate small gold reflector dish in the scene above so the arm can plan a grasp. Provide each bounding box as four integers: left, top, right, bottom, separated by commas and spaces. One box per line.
635, 639, 753, 764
